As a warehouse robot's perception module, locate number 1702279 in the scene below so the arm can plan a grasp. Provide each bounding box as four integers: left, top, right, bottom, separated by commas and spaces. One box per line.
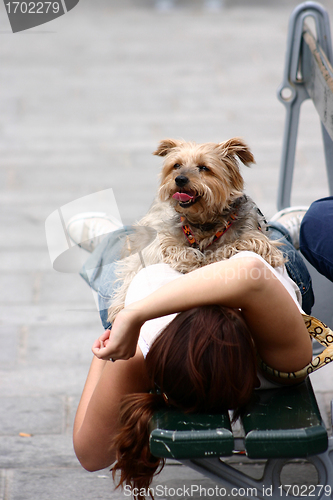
5, 2, 60, 14
278, 484, 332, 496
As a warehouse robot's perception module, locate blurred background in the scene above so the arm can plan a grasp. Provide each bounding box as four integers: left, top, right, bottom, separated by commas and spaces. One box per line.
1, 1, 333, 498
2, 0, 333, 226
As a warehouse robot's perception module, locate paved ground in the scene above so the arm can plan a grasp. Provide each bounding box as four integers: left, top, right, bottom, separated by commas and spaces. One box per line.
1, 0, 333, 499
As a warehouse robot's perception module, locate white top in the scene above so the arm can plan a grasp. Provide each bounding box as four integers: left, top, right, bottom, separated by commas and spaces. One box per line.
124, 251, 304, 359
124, 263, 181, 357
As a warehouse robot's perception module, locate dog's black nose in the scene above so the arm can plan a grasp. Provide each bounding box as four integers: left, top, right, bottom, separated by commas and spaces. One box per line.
175, 175, 189, 187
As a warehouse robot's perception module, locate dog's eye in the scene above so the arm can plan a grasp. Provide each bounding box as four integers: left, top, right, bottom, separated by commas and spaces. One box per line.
198, 165, 209, 172
173, 163, 181, 169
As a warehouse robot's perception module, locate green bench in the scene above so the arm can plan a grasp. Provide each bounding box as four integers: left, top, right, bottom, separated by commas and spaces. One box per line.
150, 379, 331, 499
150, 379, 327, 461
149, 3, 333, 497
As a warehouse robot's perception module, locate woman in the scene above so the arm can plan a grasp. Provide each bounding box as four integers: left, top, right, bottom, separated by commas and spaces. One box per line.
73, 248, 313, 493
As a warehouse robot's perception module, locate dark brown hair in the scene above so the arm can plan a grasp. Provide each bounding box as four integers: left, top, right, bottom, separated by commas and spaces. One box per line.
112, 305, 257, 497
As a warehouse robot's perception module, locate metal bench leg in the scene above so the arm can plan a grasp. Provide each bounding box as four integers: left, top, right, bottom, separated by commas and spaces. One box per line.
182, 438, 333, 500
183, 458, 267, 500
306, 436, 333, 498
322, 125, 333, 194
277, 2, 333, 210
184, 456, 289, 500
263, 439, 333, 500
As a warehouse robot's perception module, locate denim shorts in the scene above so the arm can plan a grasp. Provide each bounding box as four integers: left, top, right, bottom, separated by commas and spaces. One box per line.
268, 222, 314, 314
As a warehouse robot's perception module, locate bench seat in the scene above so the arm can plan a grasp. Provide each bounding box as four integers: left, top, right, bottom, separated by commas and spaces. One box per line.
149, 411, 233, 459
149, 379, 328, 460
241, 378, 328, 459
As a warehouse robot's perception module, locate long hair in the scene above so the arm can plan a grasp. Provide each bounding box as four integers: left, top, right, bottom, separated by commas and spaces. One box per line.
112, 305, 257, 497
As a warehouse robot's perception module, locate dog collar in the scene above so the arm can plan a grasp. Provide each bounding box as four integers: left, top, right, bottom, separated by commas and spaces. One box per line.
181, 213, 237, 249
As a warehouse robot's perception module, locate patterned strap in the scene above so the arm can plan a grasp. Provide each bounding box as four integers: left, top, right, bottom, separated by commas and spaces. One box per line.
180, 214, 237, 248
259, 314, 333, 380
181, 218, 197, 246
211, 213, 237, 244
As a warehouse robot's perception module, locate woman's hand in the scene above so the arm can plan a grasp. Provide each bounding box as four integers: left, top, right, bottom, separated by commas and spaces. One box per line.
92, 307, 144, 361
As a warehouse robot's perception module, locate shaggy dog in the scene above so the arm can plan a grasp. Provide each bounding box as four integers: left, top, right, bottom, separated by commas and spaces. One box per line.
107, 138, 284, 323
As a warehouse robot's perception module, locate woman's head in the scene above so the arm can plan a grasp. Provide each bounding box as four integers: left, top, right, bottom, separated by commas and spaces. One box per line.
148, 304, 257, 413
112, 305, 257, 497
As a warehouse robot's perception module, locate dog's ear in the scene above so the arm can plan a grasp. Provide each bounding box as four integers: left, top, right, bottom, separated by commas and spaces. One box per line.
153, 139, 181, 157
218, 138, 255, 167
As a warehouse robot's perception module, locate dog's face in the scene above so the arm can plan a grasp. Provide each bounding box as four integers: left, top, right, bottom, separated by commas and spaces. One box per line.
154, 138, 255, 223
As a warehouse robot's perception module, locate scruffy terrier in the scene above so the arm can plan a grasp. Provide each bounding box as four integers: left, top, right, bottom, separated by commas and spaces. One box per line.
107, 138, 284, 323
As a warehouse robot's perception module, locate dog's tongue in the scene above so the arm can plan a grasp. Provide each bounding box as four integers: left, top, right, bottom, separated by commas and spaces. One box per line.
172, 192, 194, 202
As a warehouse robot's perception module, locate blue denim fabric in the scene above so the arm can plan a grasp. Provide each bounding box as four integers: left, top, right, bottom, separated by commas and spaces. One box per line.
300, 196, 333, 283
81, 222, 314, 328
267, 222, 314, 314
80, 226, 135, 329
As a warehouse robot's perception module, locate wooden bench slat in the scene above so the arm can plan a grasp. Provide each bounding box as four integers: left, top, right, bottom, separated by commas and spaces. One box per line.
149, 410, 233, 459
241, 379, 328, 459
149, 381, 328, 460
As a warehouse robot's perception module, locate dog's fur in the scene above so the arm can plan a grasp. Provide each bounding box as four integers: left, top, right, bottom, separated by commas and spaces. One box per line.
107, 138, 284, 324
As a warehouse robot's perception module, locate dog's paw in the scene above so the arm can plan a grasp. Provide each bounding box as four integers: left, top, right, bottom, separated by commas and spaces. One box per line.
161, 246, 206, 273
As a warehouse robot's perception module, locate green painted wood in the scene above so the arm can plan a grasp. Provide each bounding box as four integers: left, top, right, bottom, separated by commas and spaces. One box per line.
241, 379, 328, 458
149, 410, 233, 459
149, 380, 328, 460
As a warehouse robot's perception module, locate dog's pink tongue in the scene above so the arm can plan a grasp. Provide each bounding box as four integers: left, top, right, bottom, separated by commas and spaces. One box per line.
173, 192, 193, 202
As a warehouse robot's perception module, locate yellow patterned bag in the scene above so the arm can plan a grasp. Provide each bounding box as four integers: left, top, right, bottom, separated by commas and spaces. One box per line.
259, 314, 333, 381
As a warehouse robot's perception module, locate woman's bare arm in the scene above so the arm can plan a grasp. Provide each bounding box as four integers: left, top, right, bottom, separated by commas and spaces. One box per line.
93, 256, 312, 373
73, 347, 150, 472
